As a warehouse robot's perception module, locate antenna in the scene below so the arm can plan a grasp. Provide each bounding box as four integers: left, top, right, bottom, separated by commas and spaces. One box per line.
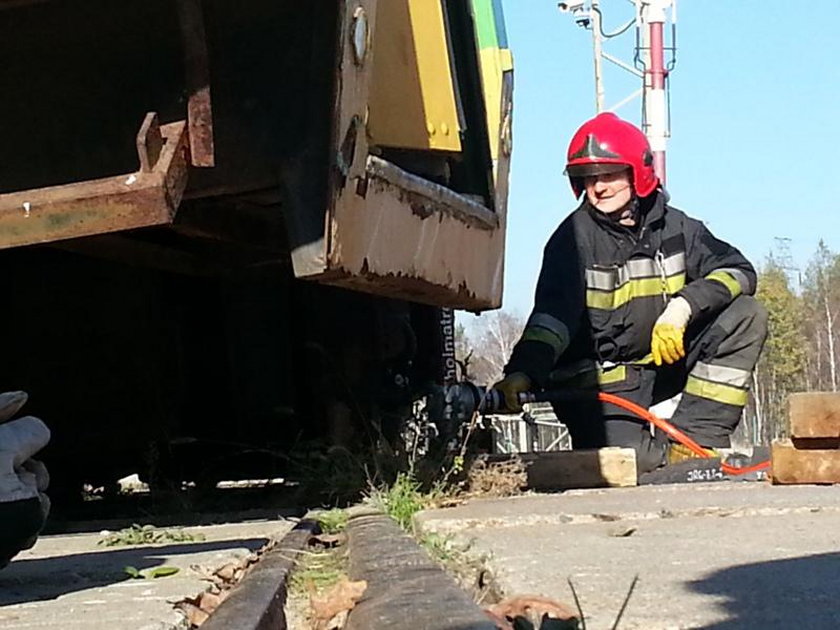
558, 0, 677, 183
773, 236, 801, 291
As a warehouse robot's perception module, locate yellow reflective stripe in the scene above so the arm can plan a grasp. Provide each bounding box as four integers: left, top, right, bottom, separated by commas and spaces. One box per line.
706, 270, 743, 298
685, 375, 749, 407
586, 273, 686, 310
717, 267, 751, 293
521, 326, 567, 360
597, 365, 626, 385
527, 313, 570, 343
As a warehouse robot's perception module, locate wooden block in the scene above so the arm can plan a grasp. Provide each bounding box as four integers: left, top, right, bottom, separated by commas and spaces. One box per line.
789, 393, 840, 438
477, 448, 637, 491
771, 438, 840, 485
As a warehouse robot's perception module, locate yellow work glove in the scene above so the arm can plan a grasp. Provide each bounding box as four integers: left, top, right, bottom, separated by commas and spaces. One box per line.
490, 372, 532, 413
651, 297, 692, 366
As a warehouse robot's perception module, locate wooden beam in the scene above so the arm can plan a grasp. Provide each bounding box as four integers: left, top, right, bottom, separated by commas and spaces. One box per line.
771, 438, 840, 485
474, 448, 637, 491
789, 392, 840, 439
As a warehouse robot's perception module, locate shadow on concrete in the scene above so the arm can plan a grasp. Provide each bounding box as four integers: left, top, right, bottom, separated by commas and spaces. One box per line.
689, 551, 840, 629
0, 538, 268, 606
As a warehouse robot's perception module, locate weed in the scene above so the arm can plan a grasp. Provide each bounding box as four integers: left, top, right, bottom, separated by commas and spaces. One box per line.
419, 531, 500, 604
419, 531, 461, 564
313, 508, 349, 534
123, 565, 181, 579
286, 540, 350, 628
290, 547, 348, 593
98, 524, 205, 547
368, 471, 444, 532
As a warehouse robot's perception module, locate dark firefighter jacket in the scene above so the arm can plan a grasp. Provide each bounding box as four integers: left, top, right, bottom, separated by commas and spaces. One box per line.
505, 190, 756, 387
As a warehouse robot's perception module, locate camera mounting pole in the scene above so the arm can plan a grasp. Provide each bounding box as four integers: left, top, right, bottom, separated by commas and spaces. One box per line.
558, 0, 677, 183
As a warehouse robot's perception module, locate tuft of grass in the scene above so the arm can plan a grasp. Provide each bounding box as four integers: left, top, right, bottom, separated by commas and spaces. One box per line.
286, 534, 351, 628
290, 547, 347, 593
370, 472, 431, 531
419, 531, 463, 564
314, 508, 349, 534
98, 524, 205, 547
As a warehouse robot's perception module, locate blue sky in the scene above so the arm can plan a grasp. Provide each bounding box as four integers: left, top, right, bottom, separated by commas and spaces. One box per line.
497, 0, 840, 317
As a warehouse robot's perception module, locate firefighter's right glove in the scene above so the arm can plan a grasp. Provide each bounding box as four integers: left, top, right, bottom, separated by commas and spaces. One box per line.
651, 297, 692, 366
491, 372, 532, 413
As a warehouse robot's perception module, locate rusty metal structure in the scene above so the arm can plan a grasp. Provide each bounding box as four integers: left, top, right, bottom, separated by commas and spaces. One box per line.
0, 0, 512, 496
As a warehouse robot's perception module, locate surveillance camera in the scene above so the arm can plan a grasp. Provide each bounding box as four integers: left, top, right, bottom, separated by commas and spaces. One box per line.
558, 1, 585, 12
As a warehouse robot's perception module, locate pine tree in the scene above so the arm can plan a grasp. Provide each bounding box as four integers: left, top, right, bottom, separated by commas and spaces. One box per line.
745, 258, 806, 444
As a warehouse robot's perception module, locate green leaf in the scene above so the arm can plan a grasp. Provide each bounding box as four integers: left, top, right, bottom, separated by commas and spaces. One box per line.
123, 566, 143, 579
146, 566, 180, 579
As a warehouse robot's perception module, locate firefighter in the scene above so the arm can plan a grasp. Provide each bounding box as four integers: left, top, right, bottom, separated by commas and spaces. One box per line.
493, 113, 767, 473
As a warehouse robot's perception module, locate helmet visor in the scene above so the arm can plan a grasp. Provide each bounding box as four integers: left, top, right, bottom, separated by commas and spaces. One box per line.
564, 162, 630, 178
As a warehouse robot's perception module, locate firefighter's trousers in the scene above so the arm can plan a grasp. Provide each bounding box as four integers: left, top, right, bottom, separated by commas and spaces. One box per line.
549, 295, 768, 473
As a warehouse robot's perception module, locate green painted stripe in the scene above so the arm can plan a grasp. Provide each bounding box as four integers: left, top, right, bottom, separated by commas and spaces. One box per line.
472, 0, 499, 49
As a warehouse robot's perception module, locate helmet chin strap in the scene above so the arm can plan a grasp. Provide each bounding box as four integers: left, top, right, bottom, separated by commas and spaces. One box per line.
607, 191, 638, 227
618, 199, 638, 227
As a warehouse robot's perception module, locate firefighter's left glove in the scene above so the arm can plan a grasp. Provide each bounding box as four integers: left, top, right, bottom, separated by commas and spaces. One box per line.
491, 372, 532, 413
651, 297, 692, 366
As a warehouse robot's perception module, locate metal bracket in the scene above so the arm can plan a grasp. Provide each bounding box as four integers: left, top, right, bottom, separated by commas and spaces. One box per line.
0, 113, 190, 250
176, 0, 215, 167
137, 112, 164, 173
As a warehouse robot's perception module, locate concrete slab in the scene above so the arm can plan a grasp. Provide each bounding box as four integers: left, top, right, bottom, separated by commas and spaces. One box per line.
0, 519, 295, 630
417, 482, 840, 629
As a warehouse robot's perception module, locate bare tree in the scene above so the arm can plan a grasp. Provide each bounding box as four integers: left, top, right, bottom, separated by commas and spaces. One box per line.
803, 241, 840, 392
463, 311, 526, 385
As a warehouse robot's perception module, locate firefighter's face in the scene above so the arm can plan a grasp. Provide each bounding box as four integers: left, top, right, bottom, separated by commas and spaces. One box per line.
583, 169, 633, 214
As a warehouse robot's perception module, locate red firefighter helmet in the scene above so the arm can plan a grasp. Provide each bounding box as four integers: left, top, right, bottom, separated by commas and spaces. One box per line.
564, 112, 659, 198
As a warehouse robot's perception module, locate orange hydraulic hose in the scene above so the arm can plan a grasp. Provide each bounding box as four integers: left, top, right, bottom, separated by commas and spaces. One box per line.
597, 392, 771, 476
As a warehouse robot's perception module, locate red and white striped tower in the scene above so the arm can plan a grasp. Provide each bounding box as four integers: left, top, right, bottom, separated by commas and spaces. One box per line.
640, 0, 672, 184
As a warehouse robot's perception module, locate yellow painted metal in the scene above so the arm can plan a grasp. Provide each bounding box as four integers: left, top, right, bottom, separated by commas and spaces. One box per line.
368, 0, 461, 152
479, 47, 513, 162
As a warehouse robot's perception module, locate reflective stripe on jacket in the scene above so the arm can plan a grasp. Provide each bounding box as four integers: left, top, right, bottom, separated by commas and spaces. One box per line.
506, 191, 756, 386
